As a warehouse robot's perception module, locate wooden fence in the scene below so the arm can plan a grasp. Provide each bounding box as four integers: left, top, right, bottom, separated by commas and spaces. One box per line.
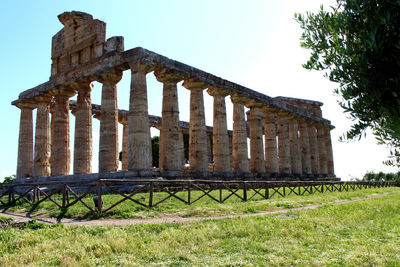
0, 180, 397, 214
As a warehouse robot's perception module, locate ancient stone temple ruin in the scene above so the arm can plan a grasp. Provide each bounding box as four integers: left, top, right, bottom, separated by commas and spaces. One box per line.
12, 11, 337, 183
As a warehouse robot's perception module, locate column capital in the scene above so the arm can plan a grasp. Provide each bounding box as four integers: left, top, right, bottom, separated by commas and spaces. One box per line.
69, 81, 93, 92
207, 86, 229, 97
245, 99, 264, 109
154, 67, 183, 83
182, 78, 208, 90
51, 88, 76, 98
128, 61, 153, 74
230, 93, 249, 104
96, 69, 123, 84
15, 100, 36, 110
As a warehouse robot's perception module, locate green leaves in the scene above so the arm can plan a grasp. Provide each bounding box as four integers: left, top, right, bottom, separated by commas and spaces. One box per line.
296, 0, 400, 168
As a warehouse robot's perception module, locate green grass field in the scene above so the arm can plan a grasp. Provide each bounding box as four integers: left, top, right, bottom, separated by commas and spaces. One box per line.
1, 186, 398, 220
1, 187, 400, 266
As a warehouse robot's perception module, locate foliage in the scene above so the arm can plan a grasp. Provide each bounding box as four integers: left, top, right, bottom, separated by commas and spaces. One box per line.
1, 175, 15, 185
295, 0, 400, 167
362, 171, 400, 184
1, 192, 400, 265
151, 136, 159, 168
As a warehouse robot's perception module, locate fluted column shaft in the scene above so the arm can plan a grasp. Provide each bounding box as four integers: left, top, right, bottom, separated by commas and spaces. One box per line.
52, 91, 75, 176
121, 122, 128, 170
73, 83, 93, 174
249, 106, 265, 173
231, 96, 249, 172
263, 109, 278, 174
98, 71, 122, 172
183, 79, 208, 172
309, 123, 320, 175
299, 120, 312, 175
325, 128, 335, 175
208, 88, 231, 172
277, 113, 291, 175
317, 125, 328, 175
16, 104, 35, 178
33, 98, 52, 177
128, 64, 152, 170
289, 118, 302, 175
155, 69, 182, 171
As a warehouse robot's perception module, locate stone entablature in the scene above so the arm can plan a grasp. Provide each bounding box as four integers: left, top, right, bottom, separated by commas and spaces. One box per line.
12, 11, 336, 181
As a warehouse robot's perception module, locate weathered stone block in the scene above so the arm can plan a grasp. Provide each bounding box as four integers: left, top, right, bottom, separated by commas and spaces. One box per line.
104, 36, 124, 54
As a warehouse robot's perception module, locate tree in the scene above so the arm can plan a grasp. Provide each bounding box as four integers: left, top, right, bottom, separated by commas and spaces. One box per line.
151, 136, 159, 168
295, 0, 400, 167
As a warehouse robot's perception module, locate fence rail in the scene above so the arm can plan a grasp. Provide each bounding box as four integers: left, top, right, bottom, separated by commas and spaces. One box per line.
0, 180, 397, 214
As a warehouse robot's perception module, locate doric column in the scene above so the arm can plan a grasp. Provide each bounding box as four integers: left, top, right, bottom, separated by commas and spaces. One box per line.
98, 70, 123, 172
317, 125, 328, 175
325, 127, 335, 176
299, 120, 312, 175
289, 117, 302, 175
121, 120, 128, 170
207, 87, 231, 172
49, 103, 55, 170
308, 123, 320, 175
263, 107, 279, 174
182, 78, 208, 172
246, 101, 265, 173
277, 112, 291, 175
128, 63, 152, 170
230, 94, 249, 173
72, 82, 93, 174
51, 89, 76, 176
16, 102, 35, 178
33, 96, 52, 177
228, 134, 233, 169
154, 68, 182, 171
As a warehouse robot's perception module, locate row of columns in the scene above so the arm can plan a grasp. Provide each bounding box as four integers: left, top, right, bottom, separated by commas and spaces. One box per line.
16, 64, 334, 178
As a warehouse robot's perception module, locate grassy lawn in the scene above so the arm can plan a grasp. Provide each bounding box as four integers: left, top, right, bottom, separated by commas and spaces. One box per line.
1, 186, 399, 219
1, 189, 399, 266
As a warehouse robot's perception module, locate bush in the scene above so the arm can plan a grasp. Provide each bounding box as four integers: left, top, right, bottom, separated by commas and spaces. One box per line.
362, 171, 400, 184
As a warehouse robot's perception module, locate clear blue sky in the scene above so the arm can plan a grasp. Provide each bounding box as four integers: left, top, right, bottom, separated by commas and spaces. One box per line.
0, 0, 397, 181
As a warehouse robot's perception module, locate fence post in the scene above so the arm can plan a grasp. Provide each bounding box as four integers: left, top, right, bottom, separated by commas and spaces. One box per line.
265, 185, 269, 199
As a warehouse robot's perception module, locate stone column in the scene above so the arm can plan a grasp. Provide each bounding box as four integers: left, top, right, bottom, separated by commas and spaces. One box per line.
299, 120, 312, 175
325, 127, 335, 176
289, 117, 302, 175
228, 134, 233, 169
231, 94, 249, 173
49, 103, 55, 170
128, 63, 152, 170
207, 87, 231, 172
51, 90, 76, 176
308, 123, 320, 175
277, 112, 291, 175
182, 78, 209, 172
72, 82, 93, 174
247, 102, 265, 173
16, 102, 35, 178
33, 97, 52, 177
98, 70, 123, 172
317, 125, 328, 175
154, 68, 182, 171
121, 120, 128, 170
263, 107, 279, 174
